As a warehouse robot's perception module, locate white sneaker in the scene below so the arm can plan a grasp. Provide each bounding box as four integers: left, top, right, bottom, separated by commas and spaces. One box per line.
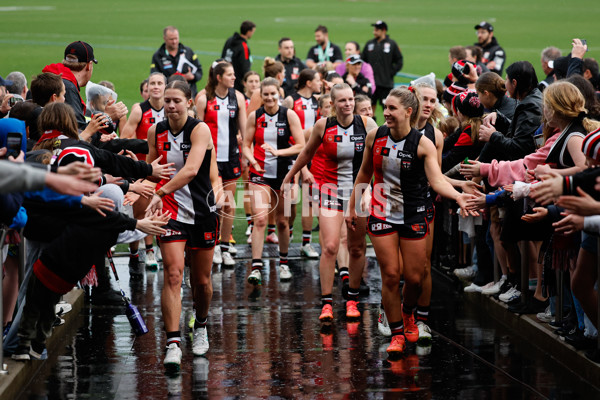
156, 246, 163, 261
279, 264, 292, 281
222, 251, 235, 267
463, 282, 482, 293
247, 235, 252, 244
213, 246, 223, 265
192, 326, 209, 356
301, 243, 319, 258
481, 277, 506, 295
245, 225, 252, 236
536, 305, 553, 323
164, 343, 182, 368
248, 269, 262, 285
55, 301, 72, 316
499, 287, 521, 303
266, 232, 279, 244
228, 243, 238, 255
145, 250, 158, 270
377, 306, 391, 336
454, 266, 476, 280
416, 321, 432, 345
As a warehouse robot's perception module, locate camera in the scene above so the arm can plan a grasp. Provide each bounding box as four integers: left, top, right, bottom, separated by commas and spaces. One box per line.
8, 94, 24, 107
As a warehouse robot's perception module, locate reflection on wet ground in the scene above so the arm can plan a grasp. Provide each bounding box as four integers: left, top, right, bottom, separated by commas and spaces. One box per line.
19, 256, 600, 399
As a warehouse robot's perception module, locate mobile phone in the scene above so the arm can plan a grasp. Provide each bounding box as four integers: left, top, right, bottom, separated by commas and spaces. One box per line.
581, 39, 588, 52
6, 132, 23, 158
8, 94, 24, 107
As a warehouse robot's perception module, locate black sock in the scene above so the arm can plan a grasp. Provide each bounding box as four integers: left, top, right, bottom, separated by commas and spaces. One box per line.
416, 305, 430, 324
145, 244, 153, 252
321, 294, 333, 307
289, 227, 294, 237
221, 243, 230, 253
339, 267, 349, 284
279, 252, 288, 265
246, 214, 252, 226
267, 225, 276, 235
194, 316, 208, 330
166, 331, 181, 347
130, 249, 139, 257
302, 230, 311, 245
389, 321, 404, 336
402, 303, 416, 316
252, 259, 263, 272
347, 287, 359, 302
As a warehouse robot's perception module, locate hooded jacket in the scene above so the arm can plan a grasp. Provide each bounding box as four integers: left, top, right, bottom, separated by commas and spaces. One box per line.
475, 36, 506, 76
42, 63, 87, 130
222, 32, 251, 93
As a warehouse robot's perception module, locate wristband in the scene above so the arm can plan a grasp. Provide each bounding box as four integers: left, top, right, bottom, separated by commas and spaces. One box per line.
155, 189, 166, 198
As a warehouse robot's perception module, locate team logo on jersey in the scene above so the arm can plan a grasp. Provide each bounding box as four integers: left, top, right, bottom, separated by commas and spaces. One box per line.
381, 147, 390, 156
162, 142, 171, 151
276, 122, 287, 128
261, 121, 268, 128
204, 232, 214, 240
162, 228, 182, 237
384, 43, 391, 53
367, 43, 374, 51
355, 142, 364, 152
411, 224, 426, 233
350, 135, 364, 142
375, 146, 382, 155
214, 105, 220, 111
229, 110, 236, 118
334, 135, 343, 143
326, 134, 335, 143
401, 159, 412, 170
149, 117, 156, 124
278, 128, 285, 136
302, 105, 307, 110
233, 167, 240, 174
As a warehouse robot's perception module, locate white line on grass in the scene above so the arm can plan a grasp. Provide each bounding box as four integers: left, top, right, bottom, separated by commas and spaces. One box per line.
0, 6, 55, 11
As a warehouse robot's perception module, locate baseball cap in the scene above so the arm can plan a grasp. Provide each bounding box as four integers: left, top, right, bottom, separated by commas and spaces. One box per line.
346, 54, 363, 65
474, 21, 494, 32
0, 75, 13, 87
371, 20, 388, 30
64, 41, 97, 64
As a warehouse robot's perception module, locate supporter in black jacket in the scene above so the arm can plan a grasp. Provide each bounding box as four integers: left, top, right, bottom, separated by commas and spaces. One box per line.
222, 21, 256, 93
474, 21, 506, 76
478, 61, 542, 163
276, 37, 307, 97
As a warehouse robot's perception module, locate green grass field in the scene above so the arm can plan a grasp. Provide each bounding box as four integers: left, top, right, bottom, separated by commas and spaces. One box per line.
2, 0, 599, 243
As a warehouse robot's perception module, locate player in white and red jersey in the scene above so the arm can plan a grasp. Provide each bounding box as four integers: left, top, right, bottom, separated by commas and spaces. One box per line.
196, 62, 247, 267
283, 83, 378, 325
120, 72, 167, 271
146, 81, 221, 369
241, 71, 261, 237
283, 69, 322, 257
346, 87, 474, 357
242, 77, 304, 286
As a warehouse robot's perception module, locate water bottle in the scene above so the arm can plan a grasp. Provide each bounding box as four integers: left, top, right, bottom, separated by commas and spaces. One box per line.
125, 298, 149, 336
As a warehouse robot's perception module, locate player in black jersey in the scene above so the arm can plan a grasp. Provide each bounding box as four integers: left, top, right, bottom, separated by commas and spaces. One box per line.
347, 87, 474, 357
146, 81, 221, 369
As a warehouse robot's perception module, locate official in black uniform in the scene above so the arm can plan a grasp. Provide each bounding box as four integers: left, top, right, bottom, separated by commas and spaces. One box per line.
151, 26, 203, 96
474, 21, 506, 76
362, 21, 403, 113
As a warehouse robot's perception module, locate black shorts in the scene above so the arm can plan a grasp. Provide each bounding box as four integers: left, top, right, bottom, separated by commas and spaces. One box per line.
426, 204, 435, 225
249, 172, 289, 191
158, 217, 218, 249
320, 183, 350, 212
367, 215, 428, 240
218, 160, 241, 181
371, 86, 392, 106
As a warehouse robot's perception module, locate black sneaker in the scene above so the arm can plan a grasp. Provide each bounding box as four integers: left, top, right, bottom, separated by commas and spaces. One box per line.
508, 297, 548, 315
556, 322, 578, 338
129, 256, 144, 277
30, 341, 46, 360
565, 330, 597, 350
91, 288, 125, 305
12, 345, 31, 361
